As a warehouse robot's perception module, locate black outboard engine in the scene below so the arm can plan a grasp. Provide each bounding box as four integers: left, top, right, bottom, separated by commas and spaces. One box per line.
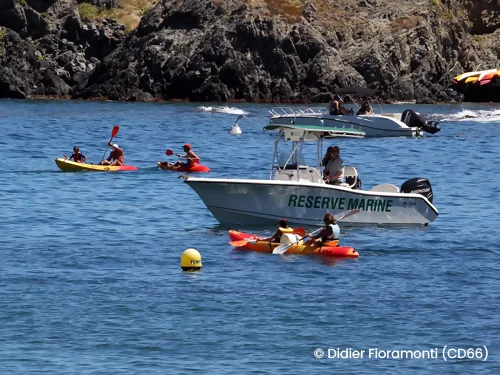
401, 109, 440, 134
400, 177, 434, 203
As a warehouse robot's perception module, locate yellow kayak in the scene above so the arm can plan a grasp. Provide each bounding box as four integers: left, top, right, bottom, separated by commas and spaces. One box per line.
55, 158, 138, 172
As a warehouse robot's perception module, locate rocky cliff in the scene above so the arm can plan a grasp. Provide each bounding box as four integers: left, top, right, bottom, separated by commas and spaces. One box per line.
1, 0, 500, 102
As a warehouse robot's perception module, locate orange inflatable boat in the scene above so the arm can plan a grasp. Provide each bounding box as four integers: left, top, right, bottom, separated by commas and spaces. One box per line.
228, 230, 359, 258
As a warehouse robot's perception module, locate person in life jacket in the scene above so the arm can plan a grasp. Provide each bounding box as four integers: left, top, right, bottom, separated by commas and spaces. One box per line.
263, 219, 294, 243
63, 146, 87, 163
308, 213, 340, 245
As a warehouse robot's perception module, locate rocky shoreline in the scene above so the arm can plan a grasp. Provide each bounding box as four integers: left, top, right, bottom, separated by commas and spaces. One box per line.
1, 0, 499, 103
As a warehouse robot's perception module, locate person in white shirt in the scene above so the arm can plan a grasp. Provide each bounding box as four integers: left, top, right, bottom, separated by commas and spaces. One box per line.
324, 146, 344, 185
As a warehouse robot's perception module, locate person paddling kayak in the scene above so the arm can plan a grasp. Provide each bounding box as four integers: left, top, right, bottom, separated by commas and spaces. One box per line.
168, 144, 200, 170
308, 213, 340, 245
263, 219, 294, 243
63, 146, 87, 163
100, 143, 124, 166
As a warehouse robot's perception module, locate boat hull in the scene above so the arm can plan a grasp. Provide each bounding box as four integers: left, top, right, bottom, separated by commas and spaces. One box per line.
157, 162, 211, 173
229, 230, 358, 257
269, 114, 421, 137
185, 178, 438, 226
55, 158, 138, 172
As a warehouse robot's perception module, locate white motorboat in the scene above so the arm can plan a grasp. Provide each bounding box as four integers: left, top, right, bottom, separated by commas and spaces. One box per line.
184, 124, 439, 226
267, 88, 440, 138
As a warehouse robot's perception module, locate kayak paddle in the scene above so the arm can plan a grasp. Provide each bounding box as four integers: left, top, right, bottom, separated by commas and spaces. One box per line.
100, 126, 120, 163
229, 228, 306, 247
166, 149, 174, 156
272, 209, 360, 255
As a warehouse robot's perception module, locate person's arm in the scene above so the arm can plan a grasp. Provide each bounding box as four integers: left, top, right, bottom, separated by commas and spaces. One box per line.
263, 229, 280, 242
63, 154, 70, 160
81, 154, 87, 163
177, 153, 187, 158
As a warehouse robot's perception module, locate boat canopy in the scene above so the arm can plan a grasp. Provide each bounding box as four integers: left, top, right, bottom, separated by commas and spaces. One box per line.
264, 124, 365, 141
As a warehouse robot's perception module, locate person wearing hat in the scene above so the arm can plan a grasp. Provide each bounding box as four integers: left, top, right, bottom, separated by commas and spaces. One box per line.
329, 95, 350, 115
100, 142, 125, 166
308, 213, 340, 245
169, 144, 200, 170
323, 146, 344, 185
263, 219, 294, 243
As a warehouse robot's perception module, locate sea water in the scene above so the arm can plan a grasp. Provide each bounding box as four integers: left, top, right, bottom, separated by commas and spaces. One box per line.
0, 100, 499, 374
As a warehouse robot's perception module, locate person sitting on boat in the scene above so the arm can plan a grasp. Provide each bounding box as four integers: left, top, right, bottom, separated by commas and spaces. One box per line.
169, 144, 200, 170
263, 219, 294, 243
321, 146, 335, 168
356, 103, 373, 115
63, 146, 87, 164
100, 143, 125, 166
323, 146, 344, 185
329, 95, 350, 115
308, 213, 340, 245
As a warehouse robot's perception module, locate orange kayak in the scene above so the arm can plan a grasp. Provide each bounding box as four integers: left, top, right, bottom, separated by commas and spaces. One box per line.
228, 230, 359, 258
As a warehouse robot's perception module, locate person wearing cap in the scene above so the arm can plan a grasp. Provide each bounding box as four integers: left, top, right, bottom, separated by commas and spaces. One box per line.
329, 95, 350, 115
324, 146, 344, 185
100, 143, 125, 166
63, 146, 87, 163
263, 219, 294, 243
169, 144, 200, 170
308, 213, 340, 244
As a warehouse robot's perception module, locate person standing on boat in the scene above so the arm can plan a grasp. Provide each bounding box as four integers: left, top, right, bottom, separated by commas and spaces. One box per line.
324, 146, 344, 185
308, 213, 340, 244
263, 219, 294, 243
100, 143, 125, 166
329, 95, 350, 115
170, 144, 200, 170
64, 146, 87, 163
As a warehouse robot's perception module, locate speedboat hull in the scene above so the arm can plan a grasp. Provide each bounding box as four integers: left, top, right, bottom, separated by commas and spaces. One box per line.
185, 178, 438, 226
269, 113, 422, 138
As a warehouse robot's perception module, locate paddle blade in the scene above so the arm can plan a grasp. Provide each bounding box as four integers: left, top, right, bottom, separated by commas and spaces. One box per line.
272, 243, 291, 255
229, 240, 248, 247
166, 149, 174, 156
111, 126, 120, 137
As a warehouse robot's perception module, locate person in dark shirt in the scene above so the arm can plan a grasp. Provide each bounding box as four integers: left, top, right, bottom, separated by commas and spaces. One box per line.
100, 143, 125, 166
64, 146, 87, 163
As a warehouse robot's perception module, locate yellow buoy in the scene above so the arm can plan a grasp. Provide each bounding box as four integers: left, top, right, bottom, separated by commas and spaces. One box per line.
180, 248, 202, 272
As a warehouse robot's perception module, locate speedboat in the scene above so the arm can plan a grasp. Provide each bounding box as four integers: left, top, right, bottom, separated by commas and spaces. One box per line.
267, 88, 440, 138
184, 124, 438, 226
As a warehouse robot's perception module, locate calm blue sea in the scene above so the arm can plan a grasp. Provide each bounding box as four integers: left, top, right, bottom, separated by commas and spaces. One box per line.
0, 100, 499, 374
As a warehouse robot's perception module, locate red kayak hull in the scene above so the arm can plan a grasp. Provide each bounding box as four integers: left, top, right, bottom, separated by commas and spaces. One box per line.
157, 162, 211, 173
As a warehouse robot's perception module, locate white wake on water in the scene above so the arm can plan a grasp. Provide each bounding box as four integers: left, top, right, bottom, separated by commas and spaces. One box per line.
437, 109, 500, 122
195, 106, 249, 115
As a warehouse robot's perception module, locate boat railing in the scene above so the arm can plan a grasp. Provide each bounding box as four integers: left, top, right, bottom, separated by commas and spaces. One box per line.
268, 107, 325, 117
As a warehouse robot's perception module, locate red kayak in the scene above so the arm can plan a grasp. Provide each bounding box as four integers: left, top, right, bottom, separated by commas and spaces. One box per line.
228, 230, 359, 258
157, 161, 211, 173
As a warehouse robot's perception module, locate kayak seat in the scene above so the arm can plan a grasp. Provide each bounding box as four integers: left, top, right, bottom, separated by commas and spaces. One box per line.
344, 166, 359, 189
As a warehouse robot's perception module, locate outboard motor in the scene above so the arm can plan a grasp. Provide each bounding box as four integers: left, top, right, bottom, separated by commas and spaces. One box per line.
401, 109, 440, 134
400, 177, 434, 203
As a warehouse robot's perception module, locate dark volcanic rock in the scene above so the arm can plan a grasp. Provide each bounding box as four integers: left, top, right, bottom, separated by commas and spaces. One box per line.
75, 0, 499, 102
0, 30, 41, 98
1, 0, 500, 102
